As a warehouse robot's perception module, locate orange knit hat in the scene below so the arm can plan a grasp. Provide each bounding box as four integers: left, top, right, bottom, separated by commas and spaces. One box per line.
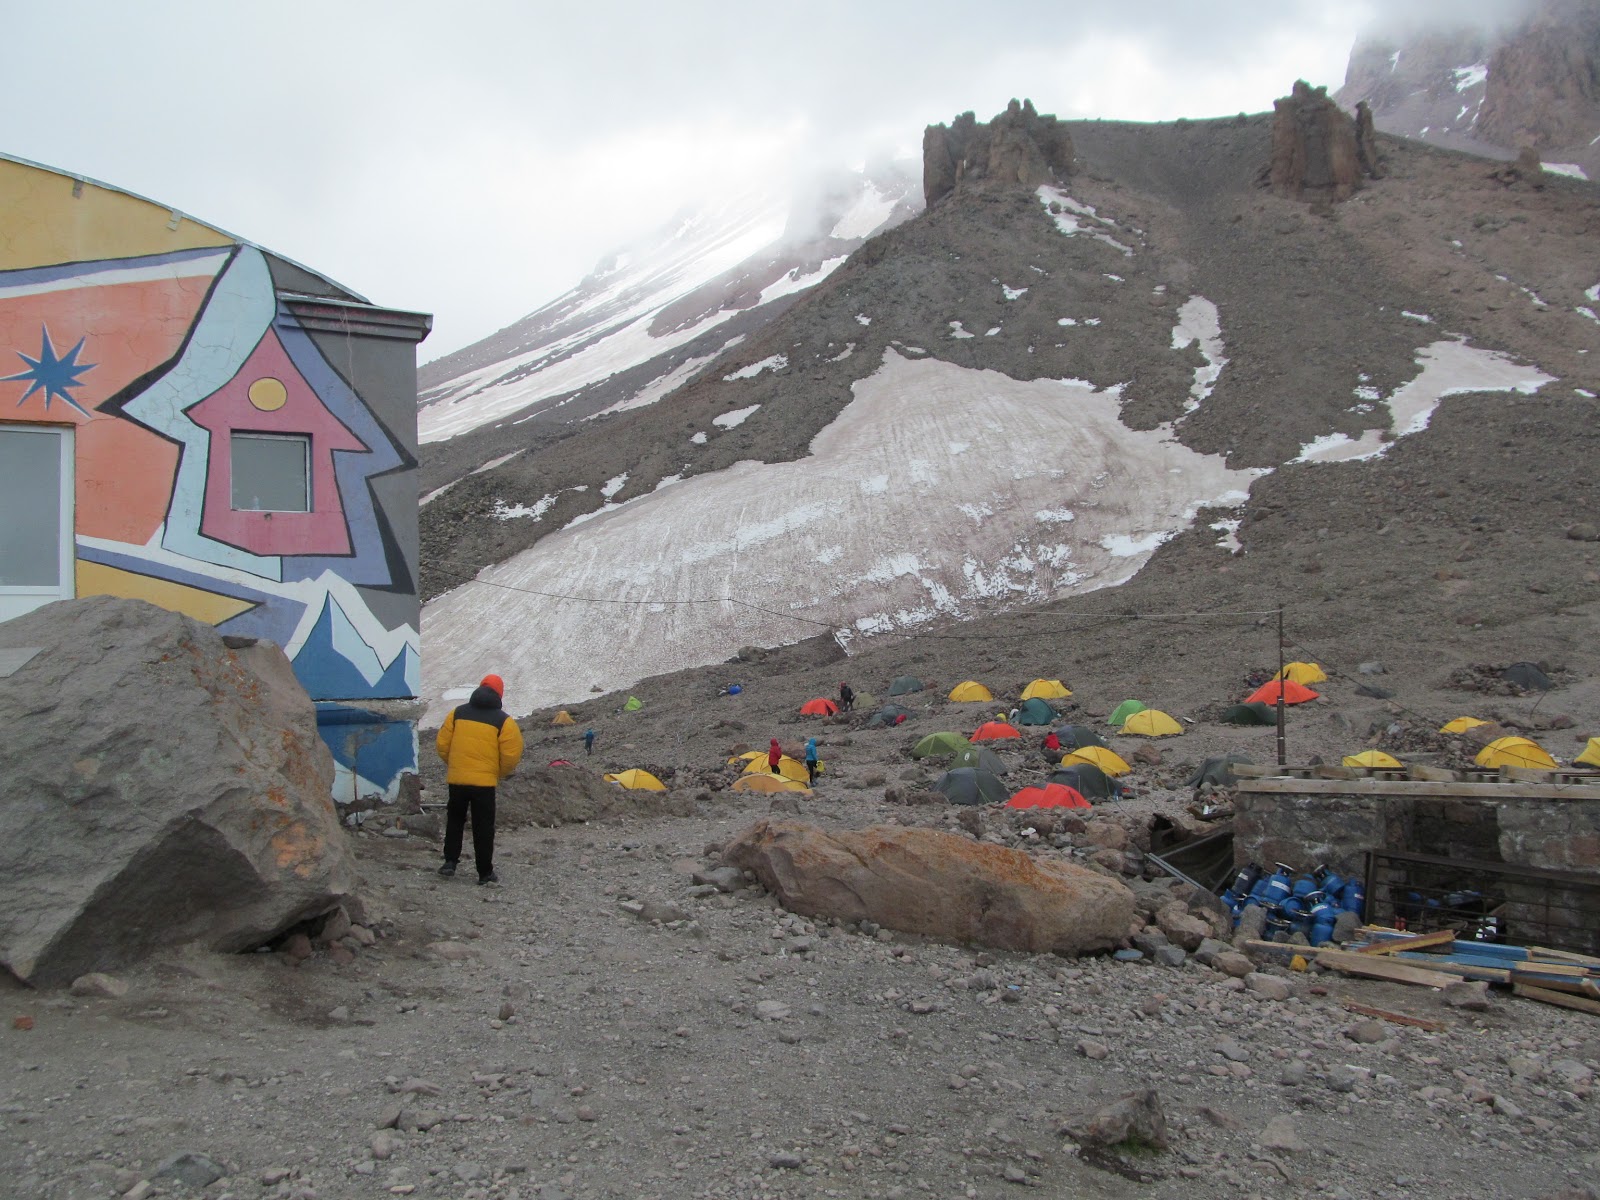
480, 673, 505, 698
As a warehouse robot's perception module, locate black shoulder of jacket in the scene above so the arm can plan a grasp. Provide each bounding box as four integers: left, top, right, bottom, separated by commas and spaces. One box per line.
454, 704, 509, 730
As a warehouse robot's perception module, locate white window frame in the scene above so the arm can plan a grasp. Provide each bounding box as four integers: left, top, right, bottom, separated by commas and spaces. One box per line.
231, 431, 311, 513
0, 423, 74, 623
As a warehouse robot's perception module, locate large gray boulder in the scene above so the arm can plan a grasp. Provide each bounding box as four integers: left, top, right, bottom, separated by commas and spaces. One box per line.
0, 597, 357, 986
723, 819, 1134, 955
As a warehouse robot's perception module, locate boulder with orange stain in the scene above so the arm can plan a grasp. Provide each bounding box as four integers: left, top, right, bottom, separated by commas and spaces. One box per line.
723, 819, 1134, 956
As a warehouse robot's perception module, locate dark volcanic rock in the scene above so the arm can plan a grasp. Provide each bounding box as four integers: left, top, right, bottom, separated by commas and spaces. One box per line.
1269, 80, 1373, 204
923, 98, 1074, 206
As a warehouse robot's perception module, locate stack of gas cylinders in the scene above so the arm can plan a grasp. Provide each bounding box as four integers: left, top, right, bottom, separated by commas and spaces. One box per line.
1220, 862, 1365, 946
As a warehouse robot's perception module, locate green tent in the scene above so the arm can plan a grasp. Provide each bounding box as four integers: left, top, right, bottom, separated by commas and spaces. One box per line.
911, 731, 973, 759
1221, 701, 1273, 726
1107, 699, 1146, 726
1053, 724, 1107, 750
622, 695, 643, 712
888, 675, 926, 696
934, 767, 1009, 806
952, 744, 1010, 775
1014, 697, 1056, 726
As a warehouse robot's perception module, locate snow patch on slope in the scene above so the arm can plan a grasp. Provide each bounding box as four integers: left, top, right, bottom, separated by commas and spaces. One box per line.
421, 351, 1258, 720
1171, 297, 1226, 412
1295, 340, 1552, 464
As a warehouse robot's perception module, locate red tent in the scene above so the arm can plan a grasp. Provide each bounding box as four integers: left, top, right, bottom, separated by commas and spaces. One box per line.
1006, 783, 1090, 809
1245, 679, 1319, 706
971, 721, 1021, 742
800, 697, 840, 716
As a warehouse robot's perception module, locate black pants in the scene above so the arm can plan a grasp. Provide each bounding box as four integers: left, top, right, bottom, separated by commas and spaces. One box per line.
444, 784, 496, 877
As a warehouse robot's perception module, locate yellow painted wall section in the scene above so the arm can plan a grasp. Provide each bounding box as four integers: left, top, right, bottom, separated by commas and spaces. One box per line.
76, 560, 255, 625
0, 159, 233, 270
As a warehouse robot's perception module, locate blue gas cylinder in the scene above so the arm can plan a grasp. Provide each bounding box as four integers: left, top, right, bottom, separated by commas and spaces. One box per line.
1230, 863, 1264, 897
1316, 867, 1346, 899
1341, 879, 1366, 915
1262, 863, 1295, 905
1291, 874, 1317, 898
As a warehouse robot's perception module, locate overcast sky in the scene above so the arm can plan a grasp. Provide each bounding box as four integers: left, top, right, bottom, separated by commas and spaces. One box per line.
0, 1, 1526, 361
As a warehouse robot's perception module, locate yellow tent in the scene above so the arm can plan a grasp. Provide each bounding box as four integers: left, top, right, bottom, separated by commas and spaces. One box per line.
1343, 750, 1402, 769
1060, 746, 1131, 776
731, 773, 811, 794
727, 750, 766, 764
1021, 679, 1072, 700
1474, 737, 1557, 770
551, 710, 575, 726
1120, 709, 1183, 737
948, 681, 994, 702
1440, 717, 1489, 734
1576, 738, 1600, 768
604, 769, 667, 791
1274, 661, 1328, 685
744, 755, 809, 783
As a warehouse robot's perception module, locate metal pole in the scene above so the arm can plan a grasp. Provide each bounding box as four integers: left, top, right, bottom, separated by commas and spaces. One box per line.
1275, 605, 1287, 766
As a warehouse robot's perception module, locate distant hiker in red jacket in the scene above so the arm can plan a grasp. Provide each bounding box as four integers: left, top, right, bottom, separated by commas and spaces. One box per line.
1043, 731, 1062, 755
768, 738, 783, 774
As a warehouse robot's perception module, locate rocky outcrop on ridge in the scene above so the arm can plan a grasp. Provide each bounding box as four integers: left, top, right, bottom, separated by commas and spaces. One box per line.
922, 98, 1075, 206
1267, 80, 1377, 205
0, 596, 358, 986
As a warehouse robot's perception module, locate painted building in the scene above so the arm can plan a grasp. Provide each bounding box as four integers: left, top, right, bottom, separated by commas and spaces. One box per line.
0, 154, 430, 802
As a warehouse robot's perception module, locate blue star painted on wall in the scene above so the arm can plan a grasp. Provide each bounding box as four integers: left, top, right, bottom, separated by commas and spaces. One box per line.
2, 325, 96, 416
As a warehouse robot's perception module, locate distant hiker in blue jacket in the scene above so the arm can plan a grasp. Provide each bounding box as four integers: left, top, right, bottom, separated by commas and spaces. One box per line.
804, 737, 819, 784
583, 728, 596, 757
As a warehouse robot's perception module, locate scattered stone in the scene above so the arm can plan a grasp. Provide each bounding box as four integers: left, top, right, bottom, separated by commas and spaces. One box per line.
1234, 905, 1267, 945
693, 866, 744, 892
1327, 1065, 1360, 1093
425, 941, 475, 962
1077, 1039, 1110, 1060
152, 1153, 226, 1189
1155, 903, 1209, 951
69, 972, 128, 998
1345, 1020, 1387, 1044
1063, 1088, 1169, 1150
1245, 972, 1290, 1001
638, 898, 689, 923
1259, 1115, 1306, 1153
371, 1132, 398, 1160
1493, 1095, 1524, 1119
1214, 951, 1253, 978
1441, 980, 1493, 1011
1215, 1038, 1249, 1063
283, 932, 314, 961
1153, 945, 1187, 968
755, 1000, 791, 1021
260, 1168, 292, 1185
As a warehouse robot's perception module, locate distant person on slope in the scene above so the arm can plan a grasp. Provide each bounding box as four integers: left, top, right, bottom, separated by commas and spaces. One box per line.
583, 728, 596, 757
436, 673, 524, 885
804, 736, 820, 784
838, 682, 854, 712
1042, 730, 1062, 759
768, 738, 783, 775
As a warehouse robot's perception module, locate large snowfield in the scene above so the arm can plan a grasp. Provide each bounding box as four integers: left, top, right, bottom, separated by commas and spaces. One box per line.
422, 347, 1263, 721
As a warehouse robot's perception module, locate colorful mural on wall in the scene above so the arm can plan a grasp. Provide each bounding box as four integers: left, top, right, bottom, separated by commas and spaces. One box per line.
0, 156, 429, 799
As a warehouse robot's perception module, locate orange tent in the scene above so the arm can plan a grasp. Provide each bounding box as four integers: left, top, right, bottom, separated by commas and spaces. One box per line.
800, 697, 839, 716
971, 721, 1021, 742
1006, 783, 1090, 809
1245, 679, 1319, 706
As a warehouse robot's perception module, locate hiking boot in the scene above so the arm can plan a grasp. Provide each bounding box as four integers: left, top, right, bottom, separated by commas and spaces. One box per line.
478, 870, 500, 886
438, 861, 457, 877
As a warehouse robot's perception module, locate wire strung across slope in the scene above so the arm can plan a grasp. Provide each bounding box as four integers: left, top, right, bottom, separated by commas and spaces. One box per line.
429, 554, 1277, 641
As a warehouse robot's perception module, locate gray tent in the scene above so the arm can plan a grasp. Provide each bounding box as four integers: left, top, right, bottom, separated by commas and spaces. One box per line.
866, 703, 915, 728
952, 744, 1010, 775
1185, 753, 1255, 789
1053, 725, 1107, 750
1220, 702, 1273, 726
1502, 662, 1552, 691
934, 767, 1009, 806
887, 675, 925, 696
1050, 762, 1119, 802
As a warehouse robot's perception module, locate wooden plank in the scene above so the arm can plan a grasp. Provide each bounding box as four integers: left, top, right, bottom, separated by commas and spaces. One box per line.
1405, 764, 1467, 783
1235, 777, 1600, 800
1514, 983, 1600, 1017
1315, 948, 1464, 987
1392, 954, 1512, 984
1340, 1000, 1447, 1031
1510, 969, 1593, 995
1528, 946, 1600, 967
1356, 929, 1456, 955
1316, 765, 1358, 780
1241, 939, 1310, 956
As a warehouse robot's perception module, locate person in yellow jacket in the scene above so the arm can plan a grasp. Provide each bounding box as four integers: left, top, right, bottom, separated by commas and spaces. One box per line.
436, 672, 524, 884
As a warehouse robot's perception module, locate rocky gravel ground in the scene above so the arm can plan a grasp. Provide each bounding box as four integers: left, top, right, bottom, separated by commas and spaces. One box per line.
5, 752, 1598, 1200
